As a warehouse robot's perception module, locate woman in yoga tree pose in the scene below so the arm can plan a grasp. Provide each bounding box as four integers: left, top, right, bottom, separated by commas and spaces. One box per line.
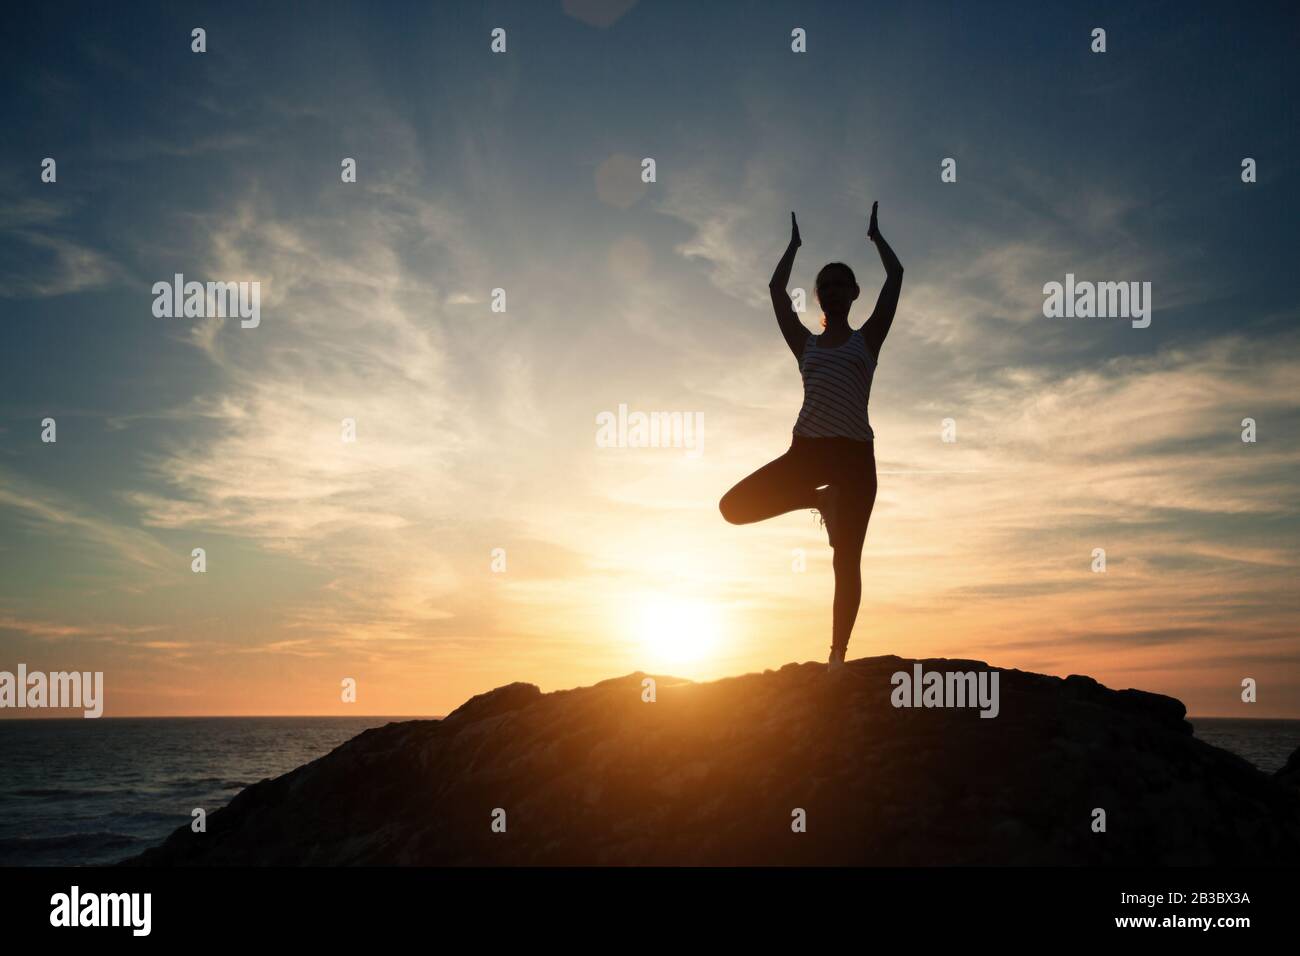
719, 202, 903, 673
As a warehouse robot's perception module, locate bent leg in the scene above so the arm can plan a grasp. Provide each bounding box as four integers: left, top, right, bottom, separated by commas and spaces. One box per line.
719, 445, 820, 525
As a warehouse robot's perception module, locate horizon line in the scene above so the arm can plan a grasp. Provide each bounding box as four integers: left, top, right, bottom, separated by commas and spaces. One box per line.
0, 713, 444, 721
0, 712, 1290, 722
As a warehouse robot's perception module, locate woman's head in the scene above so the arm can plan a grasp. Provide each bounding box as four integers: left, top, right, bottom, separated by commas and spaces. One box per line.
814, 262, 860, 326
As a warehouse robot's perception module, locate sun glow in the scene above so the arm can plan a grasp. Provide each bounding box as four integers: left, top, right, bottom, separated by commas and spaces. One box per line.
632, 594, 725, 668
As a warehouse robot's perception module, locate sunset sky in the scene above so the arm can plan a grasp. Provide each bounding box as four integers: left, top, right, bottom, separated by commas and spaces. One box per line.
2, 1, 1297, 718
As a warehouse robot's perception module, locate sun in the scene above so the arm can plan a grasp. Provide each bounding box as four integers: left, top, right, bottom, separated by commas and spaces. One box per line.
631, 594, 724, 668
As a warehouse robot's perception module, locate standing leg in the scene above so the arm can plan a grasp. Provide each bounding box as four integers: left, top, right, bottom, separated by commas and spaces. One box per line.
831, 532, 866, 655
830, 441, 878, 658
719, 443, 820, 525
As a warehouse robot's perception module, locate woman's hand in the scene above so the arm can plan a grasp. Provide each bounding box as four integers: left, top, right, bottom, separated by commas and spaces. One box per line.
861, 200, 903, 360
770, 212, 810, 358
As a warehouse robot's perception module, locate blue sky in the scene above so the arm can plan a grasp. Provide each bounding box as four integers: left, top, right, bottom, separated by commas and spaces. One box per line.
1, 0, 1298, 716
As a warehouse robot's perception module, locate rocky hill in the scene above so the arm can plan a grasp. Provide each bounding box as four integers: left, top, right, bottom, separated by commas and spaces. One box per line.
125, 656, 1300, 865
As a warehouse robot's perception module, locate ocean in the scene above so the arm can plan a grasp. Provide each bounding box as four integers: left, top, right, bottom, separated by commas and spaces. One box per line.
1190, 717, 1299, 776
0, 716, 407, 867
0, 715, 1295, 867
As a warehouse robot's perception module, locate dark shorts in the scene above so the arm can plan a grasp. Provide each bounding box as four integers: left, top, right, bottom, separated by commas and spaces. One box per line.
719, 434, 878, 548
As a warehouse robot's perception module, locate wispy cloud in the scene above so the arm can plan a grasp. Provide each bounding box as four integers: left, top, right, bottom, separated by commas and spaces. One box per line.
0, 614, 165, 642
0, 197, 118, 299
0, 468, 177, 578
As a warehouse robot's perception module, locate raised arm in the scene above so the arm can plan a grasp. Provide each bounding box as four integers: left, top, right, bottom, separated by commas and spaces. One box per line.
769, 212, 810, 359
859, 201, 904, 361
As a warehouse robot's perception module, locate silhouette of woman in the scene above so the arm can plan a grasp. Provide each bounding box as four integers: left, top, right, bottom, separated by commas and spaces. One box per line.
719, 203, 903, 673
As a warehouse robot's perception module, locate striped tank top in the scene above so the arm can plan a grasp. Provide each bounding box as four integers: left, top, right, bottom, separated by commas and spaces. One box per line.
793, 327, 876, 441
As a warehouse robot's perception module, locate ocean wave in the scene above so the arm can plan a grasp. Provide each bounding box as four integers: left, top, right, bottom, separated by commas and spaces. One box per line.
0, 831, 146, 853
162, 776, 251, 791
106, 809, 189, 825
7, 787, 136, 800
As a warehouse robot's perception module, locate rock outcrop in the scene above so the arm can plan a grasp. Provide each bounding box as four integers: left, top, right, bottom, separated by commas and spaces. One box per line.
126, 656, 1300, 865
1275, 745, 1300, 792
